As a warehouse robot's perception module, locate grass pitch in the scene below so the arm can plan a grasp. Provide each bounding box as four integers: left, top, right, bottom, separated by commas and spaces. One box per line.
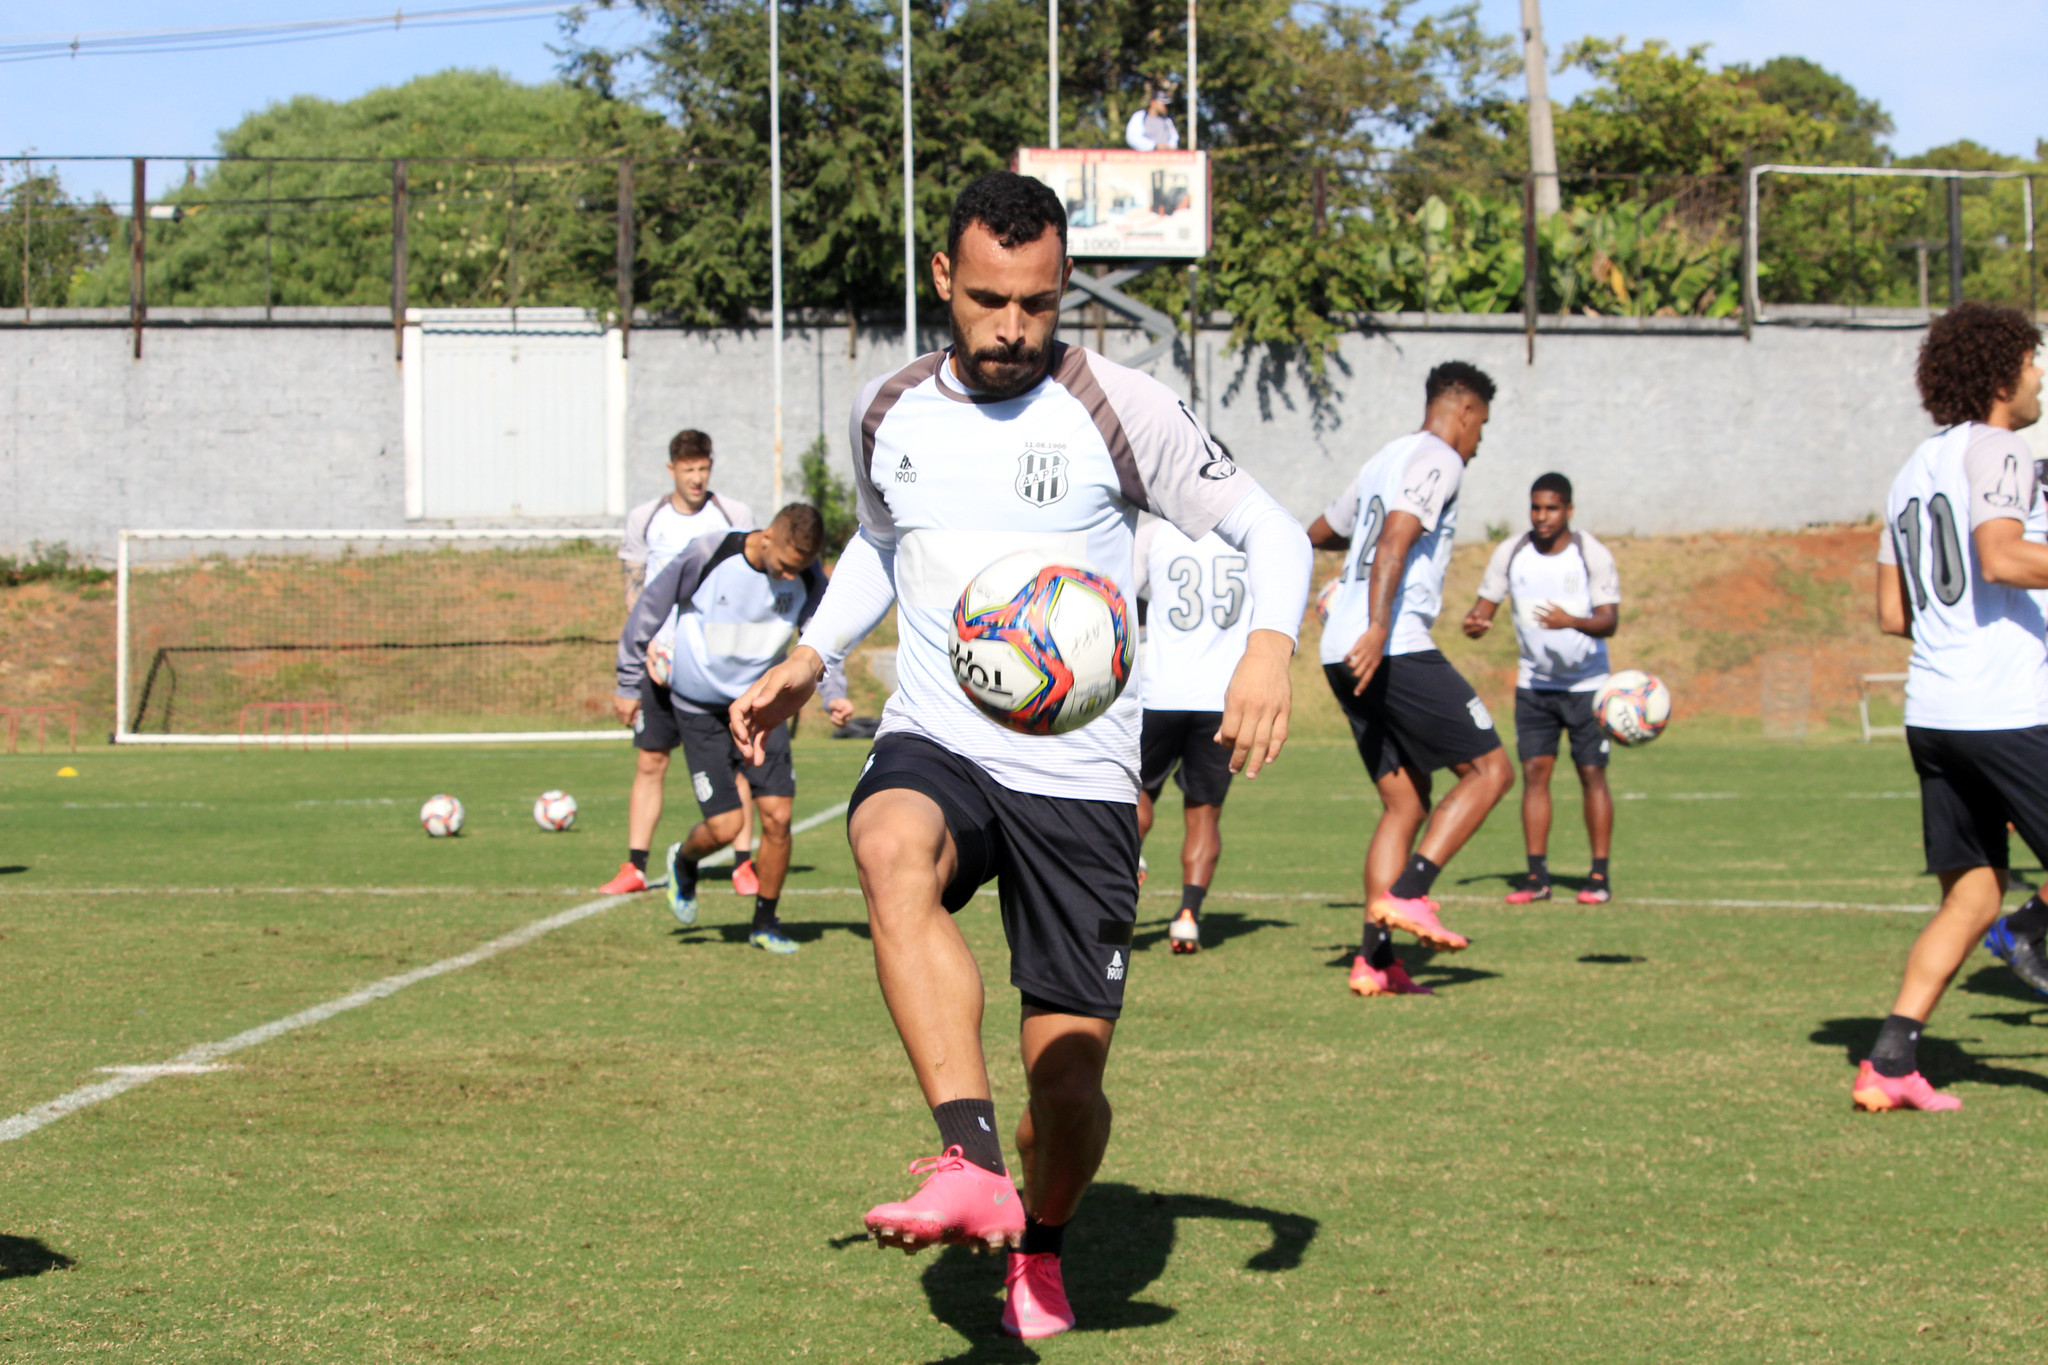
5, 724, 2048, 1363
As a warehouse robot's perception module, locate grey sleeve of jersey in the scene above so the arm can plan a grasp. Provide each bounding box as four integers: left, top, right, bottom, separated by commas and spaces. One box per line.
615, 534, 717, 697
1086, 357, 1247, 540
1962, 427, 2037, 530
1129, 517, 1159, 601
620, 498, 655, 564
1876, 523, 1898, 566
1476, 537, 1515, 603
1211, 484, 1312, 643
1581, 534, 1622, 606
1390, 443, 1464, 532
1319, 477, 1361, 538
849, 374, 900, 545
714, 494, 757, 531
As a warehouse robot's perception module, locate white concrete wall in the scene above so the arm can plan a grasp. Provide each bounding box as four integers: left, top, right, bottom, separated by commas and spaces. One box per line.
0, 310, 1965, 562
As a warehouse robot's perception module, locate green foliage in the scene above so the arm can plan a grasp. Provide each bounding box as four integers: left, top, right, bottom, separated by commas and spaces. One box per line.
1732, 56, 1893, 165
799, 434, 859, 558
0, 542, 112, 587
0, 171, 117, 308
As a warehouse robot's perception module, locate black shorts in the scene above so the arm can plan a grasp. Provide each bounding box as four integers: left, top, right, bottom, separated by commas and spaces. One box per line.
1907, 724, 2048, 875
1515, 688, 1611, 769
1325, 651, 1503, 802
1139, 709, 1234, 808
635, 678, 793, 817
847, 734, 1139, 1020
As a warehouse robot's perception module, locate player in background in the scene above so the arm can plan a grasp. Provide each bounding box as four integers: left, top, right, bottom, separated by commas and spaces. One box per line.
729, 172, 1309, 1339
1307, 362, 1515, 997
1462, 473, 1622, 904
609, 431, 770, 898
1855, 301, 2048, 1112
1129, 512, 1254, 953
608, 504, 840, 955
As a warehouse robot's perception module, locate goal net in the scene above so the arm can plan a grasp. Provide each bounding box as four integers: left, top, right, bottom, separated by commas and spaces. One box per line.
117, 529, 631, 744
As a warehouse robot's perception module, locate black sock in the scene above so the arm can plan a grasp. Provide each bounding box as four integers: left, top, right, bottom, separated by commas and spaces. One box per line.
735, 848, 754, 869
1869, 1013, 1924, 1079
932, 1098, 1006, 1175
1590, 857, 1610, 881
1361, 921, 1395, 970
1021, 1214, 1066, 1258
628, 848, 649, 873
1179, 884, 1207, 919
752, 895, 779, 932
2006, 894, 2048, 938
673, 853, 699, 898
1389, 854, 1441, 900
1527, 854, 1549, 882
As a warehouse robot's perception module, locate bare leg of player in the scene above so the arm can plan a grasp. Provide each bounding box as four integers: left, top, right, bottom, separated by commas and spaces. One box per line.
731, 774, 760, 895
1414, 750, 1514, 868
1365, 768, 1430, 905
1136, 789, 1155, 841
1180, 804, 1221, 887
1580, 765, 1613, 861
848, 789, 991, 1104
627, 748, 670, 852
751, 795, 793, 897
1014, 1010, 1115, 1227
676, 807, 746, 862
1892, 868, 2007, 1021
1520, 755, 1555, 863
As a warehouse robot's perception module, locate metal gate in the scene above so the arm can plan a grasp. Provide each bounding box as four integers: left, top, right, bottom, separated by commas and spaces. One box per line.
401, 308, 626, 520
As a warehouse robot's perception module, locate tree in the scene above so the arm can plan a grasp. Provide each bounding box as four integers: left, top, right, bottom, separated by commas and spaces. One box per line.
1732, 56, 1892, 165
0, 167, 117, 308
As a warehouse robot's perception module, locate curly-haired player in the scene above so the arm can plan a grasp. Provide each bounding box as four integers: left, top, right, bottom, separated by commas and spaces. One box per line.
1856, 301, 2047, 1112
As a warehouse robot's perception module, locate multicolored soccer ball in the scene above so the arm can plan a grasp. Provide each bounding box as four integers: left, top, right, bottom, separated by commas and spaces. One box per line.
1313, 575, 1341, 624
533, 790, 578, 831
420, 794, 465, 837
1594, 670, 1672, 747
646, 631, 675, 689
951, 552, 1134, 735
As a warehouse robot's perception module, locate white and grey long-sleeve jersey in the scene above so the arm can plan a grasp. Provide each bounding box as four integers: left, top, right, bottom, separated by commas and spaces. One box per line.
617, 530, 827, 713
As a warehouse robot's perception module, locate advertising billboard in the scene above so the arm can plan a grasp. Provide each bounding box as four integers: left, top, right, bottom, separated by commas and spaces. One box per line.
1013, 148, 1211, 260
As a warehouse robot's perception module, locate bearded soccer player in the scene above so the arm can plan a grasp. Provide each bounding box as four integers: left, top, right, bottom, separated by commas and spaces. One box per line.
730, 172, 1309, 1339
1130, 512, 1255, 953
1307, 363, 1514, 996
611, 504, 834, 954
1462, 473, 1622, 904
1856, 302, 2048, 1113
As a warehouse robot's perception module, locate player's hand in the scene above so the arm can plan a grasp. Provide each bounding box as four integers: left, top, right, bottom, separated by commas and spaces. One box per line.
1534, 602, 1577, 630
825, 697, 855, 726
1344, 624, 1389, 695
732, 647, 824, 764
1216, 629, 1294, 779
1461, 607, 1491, 639
613, 695, 640, 727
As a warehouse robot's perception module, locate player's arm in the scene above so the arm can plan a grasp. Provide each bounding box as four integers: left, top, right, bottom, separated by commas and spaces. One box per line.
1205, 486, 1313, 778
1344, 510, 1420, 694
1535, 602, 1619, 637
1462, 597, 1500, 638
732, 529, 897, 761
613, 543, 708, 726
1464, 537, 1513, 638
1974, 518, 2048, 589
621, 560, 646, 612
1876, 559, 1911, 638
1304, 514, 1349, 552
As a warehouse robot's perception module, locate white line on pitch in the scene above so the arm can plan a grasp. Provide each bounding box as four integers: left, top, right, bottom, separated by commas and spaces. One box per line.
0, 801, 852, 1147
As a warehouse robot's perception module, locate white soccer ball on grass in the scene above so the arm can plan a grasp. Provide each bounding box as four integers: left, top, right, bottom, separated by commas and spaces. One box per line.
420, 794, 465, 837
533, 790, 578, 831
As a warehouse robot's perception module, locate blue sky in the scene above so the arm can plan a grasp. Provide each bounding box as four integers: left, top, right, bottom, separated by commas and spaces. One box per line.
6, 1, 2040, 203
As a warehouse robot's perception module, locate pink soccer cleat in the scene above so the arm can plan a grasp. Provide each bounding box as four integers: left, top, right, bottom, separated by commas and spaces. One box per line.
1504, 877, 1551, 905
1001, 1252, 1075, 1340
863, 1147, 1025, 1254
731, 857, 760, 897
1576, 881, 1612, 905
599, 862, 648, 895
1851, 1061, 1960, 1112
1349, 956, 1434, 996
1368, 894, 1470, 951
1382, 960, 1435, 995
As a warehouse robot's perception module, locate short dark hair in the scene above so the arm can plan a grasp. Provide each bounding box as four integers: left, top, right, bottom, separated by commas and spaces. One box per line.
1917, 302, 2042, 426
1425, 361, 1496, 406
1531, 472, 1573, 503
772, 502, 825, 557
668, 429, 713, 463
948, 171, 1067, 259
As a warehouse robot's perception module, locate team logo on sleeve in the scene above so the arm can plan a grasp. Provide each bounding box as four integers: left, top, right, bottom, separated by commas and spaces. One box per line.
1989, 454, 2026, 508
1016, 446, 1069, 506
1404, 468, 1444, 518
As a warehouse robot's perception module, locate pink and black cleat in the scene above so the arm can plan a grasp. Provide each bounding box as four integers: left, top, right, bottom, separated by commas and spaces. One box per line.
1001, 1252, 1076, 1339
1349, 956, 1435, 997
1368, 894, 1470, 952
1504, 876, 1552, 905
598, 862, 648, 895
1851, 1061, 1960, 1113
863, 1147, 1025, 1254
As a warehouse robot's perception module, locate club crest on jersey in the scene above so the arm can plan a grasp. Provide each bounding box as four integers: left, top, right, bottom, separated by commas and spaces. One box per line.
1016, 446, 1069, 507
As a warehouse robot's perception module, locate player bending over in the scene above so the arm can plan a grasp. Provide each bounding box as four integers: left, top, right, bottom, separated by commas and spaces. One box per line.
730, 172, 1309, 1339
1462, 473, 1622, 904
607, 504, 843, 955
610, 430, 772, 899
1307, 362, 1514, 996
1857, 302, 2048, 1112
1130, 512, 1254, 953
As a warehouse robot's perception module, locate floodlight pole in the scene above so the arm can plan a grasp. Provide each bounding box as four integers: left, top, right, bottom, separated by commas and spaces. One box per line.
1186, 0, 1196, 151
1519, 0, 1560, 218
770, 0, 785, 507
1048, 0, 1059, 148
1186, 0, 1198, 403
903, 0, 916, 361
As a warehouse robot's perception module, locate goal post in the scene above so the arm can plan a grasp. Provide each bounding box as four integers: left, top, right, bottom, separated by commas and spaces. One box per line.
115, 528, 635, 745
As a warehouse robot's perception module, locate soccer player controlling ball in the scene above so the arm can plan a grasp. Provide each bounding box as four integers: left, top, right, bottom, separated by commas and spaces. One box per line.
730, 172, 1309, 1338
1857, 302, 2048, 1113
1307, 363, 1514, 995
